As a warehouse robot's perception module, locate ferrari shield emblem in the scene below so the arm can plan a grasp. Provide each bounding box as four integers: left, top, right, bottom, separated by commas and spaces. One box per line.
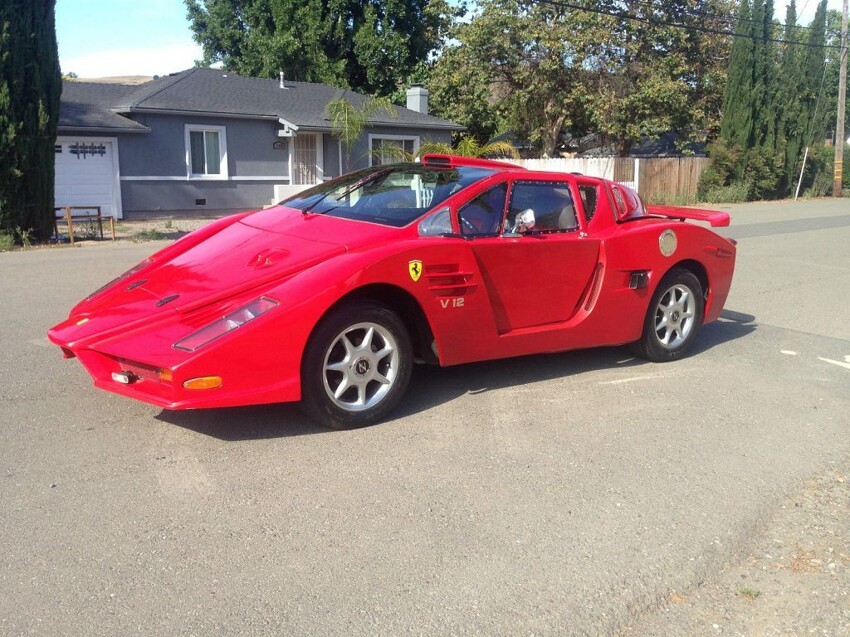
408, 260, 423, 282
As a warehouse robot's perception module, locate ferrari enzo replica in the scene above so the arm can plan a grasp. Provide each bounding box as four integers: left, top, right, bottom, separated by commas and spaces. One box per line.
49, 155, 736, 429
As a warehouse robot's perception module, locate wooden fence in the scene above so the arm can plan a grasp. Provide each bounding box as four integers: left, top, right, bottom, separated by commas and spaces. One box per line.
512, 157, 711, 203
638, 157, 711, 203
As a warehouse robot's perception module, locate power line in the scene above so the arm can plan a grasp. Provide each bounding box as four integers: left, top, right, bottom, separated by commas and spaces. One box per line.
533, 0, 838, 47
529, 0, 842, 49
593, 0, 825, 36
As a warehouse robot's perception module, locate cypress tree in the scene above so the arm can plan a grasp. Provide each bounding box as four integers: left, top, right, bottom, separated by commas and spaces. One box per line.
0, 0, 62, 241
751, 0, 776, 150
743, 0, 782, 198
720, 0, 755, 154
775, 0, 802, 195
799, 1, 829, 146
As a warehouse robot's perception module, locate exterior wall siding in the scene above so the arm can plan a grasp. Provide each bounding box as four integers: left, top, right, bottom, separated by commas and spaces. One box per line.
323, 134, 342, 179
116, 113, 288, 214
60, 117, 456, 216
120, 180, 275, 215
120, 113, 289, 179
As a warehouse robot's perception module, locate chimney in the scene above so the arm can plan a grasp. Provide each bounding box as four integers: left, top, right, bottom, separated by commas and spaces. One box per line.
279, 71, 287, 89
406, 85, 428, 114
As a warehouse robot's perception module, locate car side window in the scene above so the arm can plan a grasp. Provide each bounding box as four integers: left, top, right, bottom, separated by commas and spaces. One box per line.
578, 185, 598, 222
458, 183, 508, 236
506, 181, 578, 234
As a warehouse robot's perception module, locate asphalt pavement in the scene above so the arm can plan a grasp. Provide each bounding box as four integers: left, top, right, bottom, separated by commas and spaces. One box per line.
1, 198, 848, 636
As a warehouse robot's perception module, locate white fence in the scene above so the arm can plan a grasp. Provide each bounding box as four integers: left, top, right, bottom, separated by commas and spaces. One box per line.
511, 157, 640, 191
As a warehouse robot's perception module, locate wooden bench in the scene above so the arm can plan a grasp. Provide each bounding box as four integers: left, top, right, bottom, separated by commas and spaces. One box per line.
54, 206, 115, 244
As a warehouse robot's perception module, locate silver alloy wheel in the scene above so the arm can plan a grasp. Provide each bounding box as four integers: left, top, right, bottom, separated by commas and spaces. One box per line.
322, 321, 400, 412
653, 283, 696, 349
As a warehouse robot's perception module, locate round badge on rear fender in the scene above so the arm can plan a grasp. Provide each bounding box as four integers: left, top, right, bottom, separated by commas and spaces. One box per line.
659, 230, 677, 257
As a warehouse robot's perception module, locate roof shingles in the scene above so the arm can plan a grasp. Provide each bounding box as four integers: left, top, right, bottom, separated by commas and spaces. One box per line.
59, 82, 149, 132
60, 68, 461, 132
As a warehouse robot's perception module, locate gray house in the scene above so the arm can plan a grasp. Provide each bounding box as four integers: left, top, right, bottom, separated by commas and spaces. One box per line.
56, 67, 462, 219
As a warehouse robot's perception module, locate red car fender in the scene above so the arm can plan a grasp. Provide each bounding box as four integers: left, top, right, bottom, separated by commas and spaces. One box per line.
261, 236, 501, 369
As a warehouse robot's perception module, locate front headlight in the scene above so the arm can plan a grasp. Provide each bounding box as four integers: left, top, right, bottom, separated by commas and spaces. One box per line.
173, 297, 278, 352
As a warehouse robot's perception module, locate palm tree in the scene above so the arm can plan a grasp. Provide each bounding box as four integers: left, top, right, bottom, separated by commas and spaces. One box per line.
326, 95, 396, 172
420, 136, 520, 160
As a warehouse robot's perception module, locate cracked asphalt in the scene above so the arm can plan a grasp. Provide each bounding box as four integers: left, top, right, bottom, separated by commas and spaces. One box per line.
1, 198, 848, 636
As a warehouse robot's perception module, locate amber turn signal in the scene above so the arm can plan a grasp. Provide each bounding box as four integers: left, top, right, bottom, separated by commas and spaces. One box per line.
183, 376, 222, 390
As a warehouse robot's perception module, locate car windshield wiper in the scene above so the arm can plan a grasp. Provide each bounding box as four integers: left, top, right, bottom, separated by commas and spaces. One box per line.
300, 169, 393, 215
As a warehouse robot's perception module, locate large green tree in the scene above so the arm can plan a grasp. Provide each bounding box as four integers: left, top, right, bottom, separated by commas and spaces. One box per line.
185, 0, 458, 97
0, 0, 62, 240
430, 0, 600, 157
428, 0, 732, 157
589, 0, 733, 156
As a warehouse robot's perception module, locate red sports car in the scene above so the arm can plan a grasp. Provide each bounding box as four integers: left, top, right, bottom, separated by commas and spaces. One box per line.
49, 155, 736, 428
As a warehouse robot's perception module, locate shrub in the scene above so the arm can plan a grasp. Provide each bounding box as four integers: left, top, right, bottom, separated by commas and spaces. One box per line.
800, 144, 834, 197
743, 147, 782, 200
0, 232, 14, 251
701, 182, 750, 203
14, 226, 32, 248
844, 146, 850, 189
697, 139, 743, 201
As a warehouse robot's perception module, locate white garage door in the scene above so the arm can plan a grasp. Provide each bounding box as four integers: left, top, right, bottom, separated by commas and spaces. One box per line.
55, 137, 122, 219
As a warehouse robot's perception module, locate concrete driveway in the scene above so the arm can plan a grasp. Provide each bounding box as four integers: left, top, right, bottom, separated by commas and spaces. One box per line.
1, 199, 848, 636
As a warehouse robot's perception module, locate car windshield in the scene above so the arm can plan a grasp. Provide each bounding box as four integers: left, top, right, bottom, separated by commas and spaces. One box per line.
281, 163, 495, 227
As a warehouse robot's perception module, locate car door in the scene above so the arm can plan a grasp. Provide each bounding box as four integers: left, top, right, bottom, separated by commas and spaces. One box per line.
459, 176, 601, 333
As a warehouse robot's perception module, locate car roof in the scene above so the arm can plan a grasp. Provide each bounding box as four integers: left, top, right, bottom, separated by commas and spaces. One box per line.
420, 154, 608, 185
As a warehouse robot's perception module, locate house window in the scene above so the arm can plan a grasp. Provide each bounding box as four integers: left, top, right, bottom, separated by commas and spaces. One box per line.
370, 135, 419, 166
185, 125, 227, 178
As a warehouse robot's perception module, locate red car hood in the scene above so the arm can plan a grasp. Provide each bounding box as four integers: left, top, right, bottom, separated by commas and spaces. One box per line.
54, 213, 342, 336
135, 215, 350, 314
50, 207, 406, 351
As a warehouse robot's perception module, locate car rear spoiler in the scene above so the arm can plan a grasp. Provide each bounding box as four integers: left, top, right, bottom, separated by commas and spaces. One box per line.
645, 205, 730, 228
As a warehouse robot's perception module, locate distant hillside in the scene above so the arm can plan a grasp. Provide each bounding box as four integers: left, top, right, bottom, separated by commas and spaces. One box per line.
72, 76, 153, 85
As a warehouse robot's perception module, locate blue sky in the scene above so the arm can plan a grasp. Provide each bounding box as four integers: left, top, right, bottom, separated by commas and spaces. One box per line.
57, 0, 202, 77
56, 0, 834, 79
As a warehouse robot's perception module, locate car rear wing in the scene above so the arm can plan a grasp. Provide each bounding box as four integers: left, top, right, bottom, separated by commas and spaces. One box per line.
645, 205, 730, 228
421, 154, 526, 171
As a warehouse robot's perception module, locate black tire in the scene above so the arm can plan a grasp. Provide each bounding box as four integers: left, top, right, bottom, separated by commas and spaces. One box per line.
301, 301, 413, 429
632, 267, 705, 362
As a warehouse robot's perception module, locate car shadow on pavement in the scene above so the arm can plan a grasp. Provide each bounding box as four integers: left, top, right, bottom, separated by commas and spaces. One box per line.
154, 403, 327, 440
155, 308, 757, 439
394, 308, 758, 421
691, 308, 757, 355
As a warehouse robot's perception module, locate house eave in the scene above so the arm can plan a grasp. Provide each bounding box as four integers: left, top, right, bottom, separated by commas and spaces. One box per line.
115, 107, 283, 122
367, 120, 466, 132
58, 125, 150, 134
113, 107, 464, 132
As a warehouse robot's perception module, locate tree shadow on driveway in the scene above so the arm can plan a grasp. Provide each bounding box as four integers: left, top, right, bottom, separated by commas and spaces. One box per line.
155, 308, 757, 440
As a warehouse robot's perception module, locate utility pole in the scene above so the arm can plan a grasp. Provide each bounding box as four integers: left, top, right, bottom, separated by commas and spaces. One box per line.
834, 0, 848, 197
